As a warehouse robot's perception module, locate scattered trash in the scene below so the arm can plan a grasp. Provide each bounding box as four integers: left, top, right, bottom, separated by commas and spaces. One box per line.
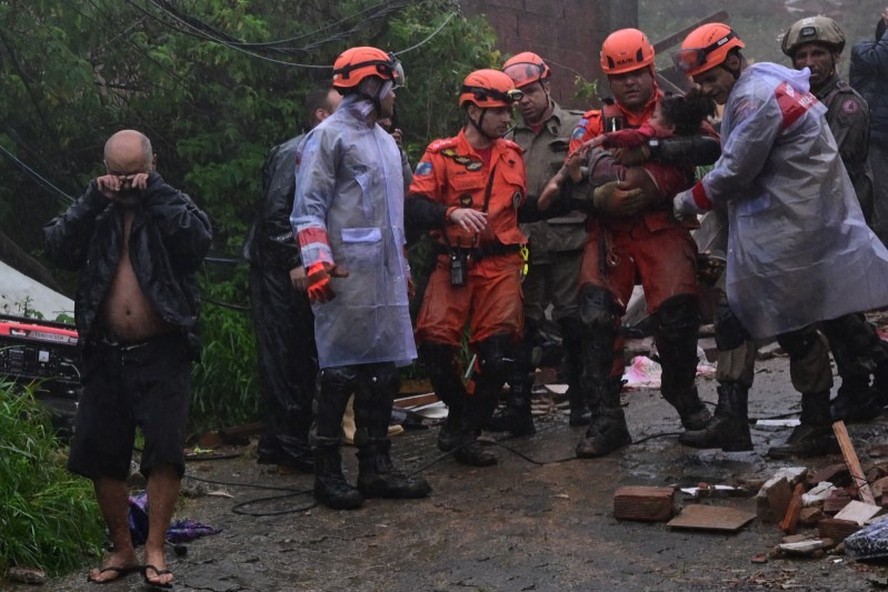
128, 491, 221, 545
755, 419, 801, 428
845, 518, 888, 560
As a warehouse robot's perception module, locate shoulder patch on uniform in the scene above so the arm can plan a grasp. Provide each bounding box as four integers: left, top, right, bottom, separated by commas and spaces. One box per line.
571, 121, 588, 140
414, 161, 433, 176
427, 137, 458, 154
842, 98, 861, 115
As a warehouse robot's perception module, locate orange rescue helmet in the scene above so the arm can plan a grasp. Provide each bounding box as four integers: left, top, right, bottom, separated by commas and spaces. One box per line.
459, 69, 524, 108
332, 46, 403, 91
600, 28, 656, 75
673, 23, 745, 77
503, 52, 551, 88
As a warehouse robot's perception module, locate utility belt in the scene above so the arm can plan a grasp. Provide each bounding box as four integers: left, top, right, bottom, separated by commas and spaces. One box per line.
435, 242, 521, 287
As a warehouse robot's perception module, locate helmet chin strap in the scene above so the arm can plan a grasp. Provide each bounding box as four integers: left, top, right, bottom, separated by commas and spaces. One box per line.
469, 108, 499, 140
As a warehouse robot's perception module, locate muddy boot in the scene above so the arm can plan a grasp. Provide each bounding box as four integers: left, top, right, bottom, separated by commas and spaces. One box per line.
830, 377, 883, 423
485, 375, 535, 437
661, 384, 712, 431
768, 391, 839, 459
679, 382, 752, 451
357, 439, 431, 499
561, 317, 590, 426
576, 378, 631, 458
454, 390, 498, 466
314, 444, 364, 509
437, 405, 463, 452
417, 342, 468, 452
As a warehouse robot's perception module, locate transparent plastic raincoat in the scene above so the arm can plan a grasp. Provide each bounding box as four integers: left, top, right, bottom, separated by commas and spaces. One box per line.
291, 95, 416, 368
697, 63, 888, 339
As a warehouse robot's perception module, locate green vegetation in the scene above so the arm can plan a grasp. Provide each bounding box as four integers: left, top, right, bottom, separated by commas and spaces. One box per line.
1, 0, 501, 432
0, 382, 104, 577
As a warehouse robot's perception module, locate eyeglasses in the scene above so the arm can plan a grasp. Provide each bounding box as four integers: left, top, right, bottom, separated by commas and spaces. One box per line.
671, 31, 738, 73
462, 86, 525, 104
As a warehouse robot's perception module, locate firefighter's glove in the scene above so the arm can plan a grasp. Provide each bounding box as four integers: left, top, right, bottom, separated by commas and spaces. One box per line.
672, 188, 706, 222
304, 261, 349, 304
591, 181, 645, 217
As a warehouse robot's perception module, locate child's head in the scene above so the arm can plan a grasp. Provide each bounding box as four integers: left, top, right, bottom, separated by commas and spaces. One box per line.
653, 93, 716, 136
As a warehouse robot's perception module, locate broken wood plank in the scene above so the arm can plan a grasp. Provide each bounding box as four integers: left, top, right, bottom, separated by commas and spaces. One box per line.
779, 483, 805, 535
833, 420, 876, 505
393, 392, 439, 408
667, 504, 756, 531
833, 500, 882, 525
613, 486, 675, 522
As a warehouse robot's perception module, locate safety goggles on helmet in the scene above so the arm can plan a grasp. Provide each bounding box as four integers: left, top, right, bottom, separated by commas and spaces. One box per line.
503, 60, 549, 88
461, 85, 524, 105
333, 52, 403, 87
672, 31, 739, 73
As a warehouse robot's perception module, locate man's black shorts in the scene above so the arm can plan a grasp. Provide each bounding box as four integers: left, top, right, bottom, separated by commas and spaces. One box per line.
67, 332, 191, 481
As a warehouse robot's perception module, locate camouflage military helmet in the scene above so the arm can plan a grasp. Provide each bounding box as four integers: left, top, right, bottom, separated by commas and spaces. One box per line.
781, 16, 845, 56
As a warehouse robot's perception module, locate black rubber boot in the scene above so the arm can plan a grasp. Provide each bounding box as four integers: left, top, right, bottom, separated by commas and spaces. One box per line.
357, 439, 431, 499
561, 317, 591, 426
654, 295, 711, 431
679, 382, 752, 451
576, 378, 631, 458
312, 367, 363, 509
314, 445, 364, 510
417, 342, 467, 452
830, 376, 883, 423
484, 374, 535, 437
661, 385, 712, 431
768, 391, 839, 459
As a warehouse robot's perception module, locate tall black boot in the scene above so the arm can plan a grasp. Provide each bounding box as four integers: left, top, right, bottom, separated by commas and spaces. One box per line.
768, 390, 839, 458
484, 339, 535, 437
679, 382, 752, 451
654, 295, 711, 431
822, 313, 885, 422
561, 317, 591, 426
418, 342, 467, 452
576, 377, 631, 458
661, 385, 712, 431
357, 439, 431, 498
314, 444, 364, 510
830, 376, 883, 423
354, 364, 431, 499
312, 367, 363, 509
575, 287, 628, 457
453, 391, 498, 467
454, 336, 513, 466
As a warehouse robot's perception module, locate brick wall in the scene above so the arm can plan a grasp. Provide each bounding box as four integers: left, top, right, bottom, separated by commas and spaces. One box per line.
460, 0, 638, 109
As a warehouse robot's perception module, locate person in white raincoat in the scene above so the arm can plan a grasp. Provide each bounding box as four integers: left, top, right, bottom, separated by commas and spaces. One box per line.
672, 24, 888, 457
290, 46, 429, 510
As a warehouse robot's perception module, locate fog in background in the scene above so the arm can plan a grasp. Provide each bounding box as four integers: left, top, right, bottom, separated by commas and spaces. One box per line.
639, 0, 886, 78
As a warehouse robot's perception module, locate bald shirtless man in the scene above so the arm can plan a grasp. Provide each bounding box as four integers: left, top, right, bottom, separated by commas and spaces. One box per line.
44, 130, 212, 588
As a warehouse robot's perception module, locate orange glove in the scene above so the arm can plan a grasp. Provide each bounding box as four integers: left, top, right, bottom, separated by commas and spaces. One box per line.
305, 262, 349, 304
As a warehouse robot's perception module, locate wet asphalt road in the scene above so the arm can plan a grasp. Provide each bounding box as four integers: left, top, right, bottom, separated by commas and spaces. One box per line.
11, 348, 888, 592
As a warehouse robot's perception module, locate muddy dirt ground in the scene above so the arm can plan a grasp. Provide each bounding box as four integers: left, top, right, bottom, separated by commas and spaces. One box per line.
11, 349, 888, 592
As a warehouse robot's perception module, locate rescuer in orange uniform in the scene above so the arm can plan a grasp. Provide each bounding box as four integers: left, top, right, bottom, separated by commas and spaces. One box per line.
406, 69, 527, 467
566, 29, 712, 458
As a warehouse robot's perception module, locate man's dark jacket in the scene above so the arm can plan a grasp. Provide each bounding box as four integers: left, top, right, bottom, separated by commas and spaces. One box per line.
42, 171, 212, 347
